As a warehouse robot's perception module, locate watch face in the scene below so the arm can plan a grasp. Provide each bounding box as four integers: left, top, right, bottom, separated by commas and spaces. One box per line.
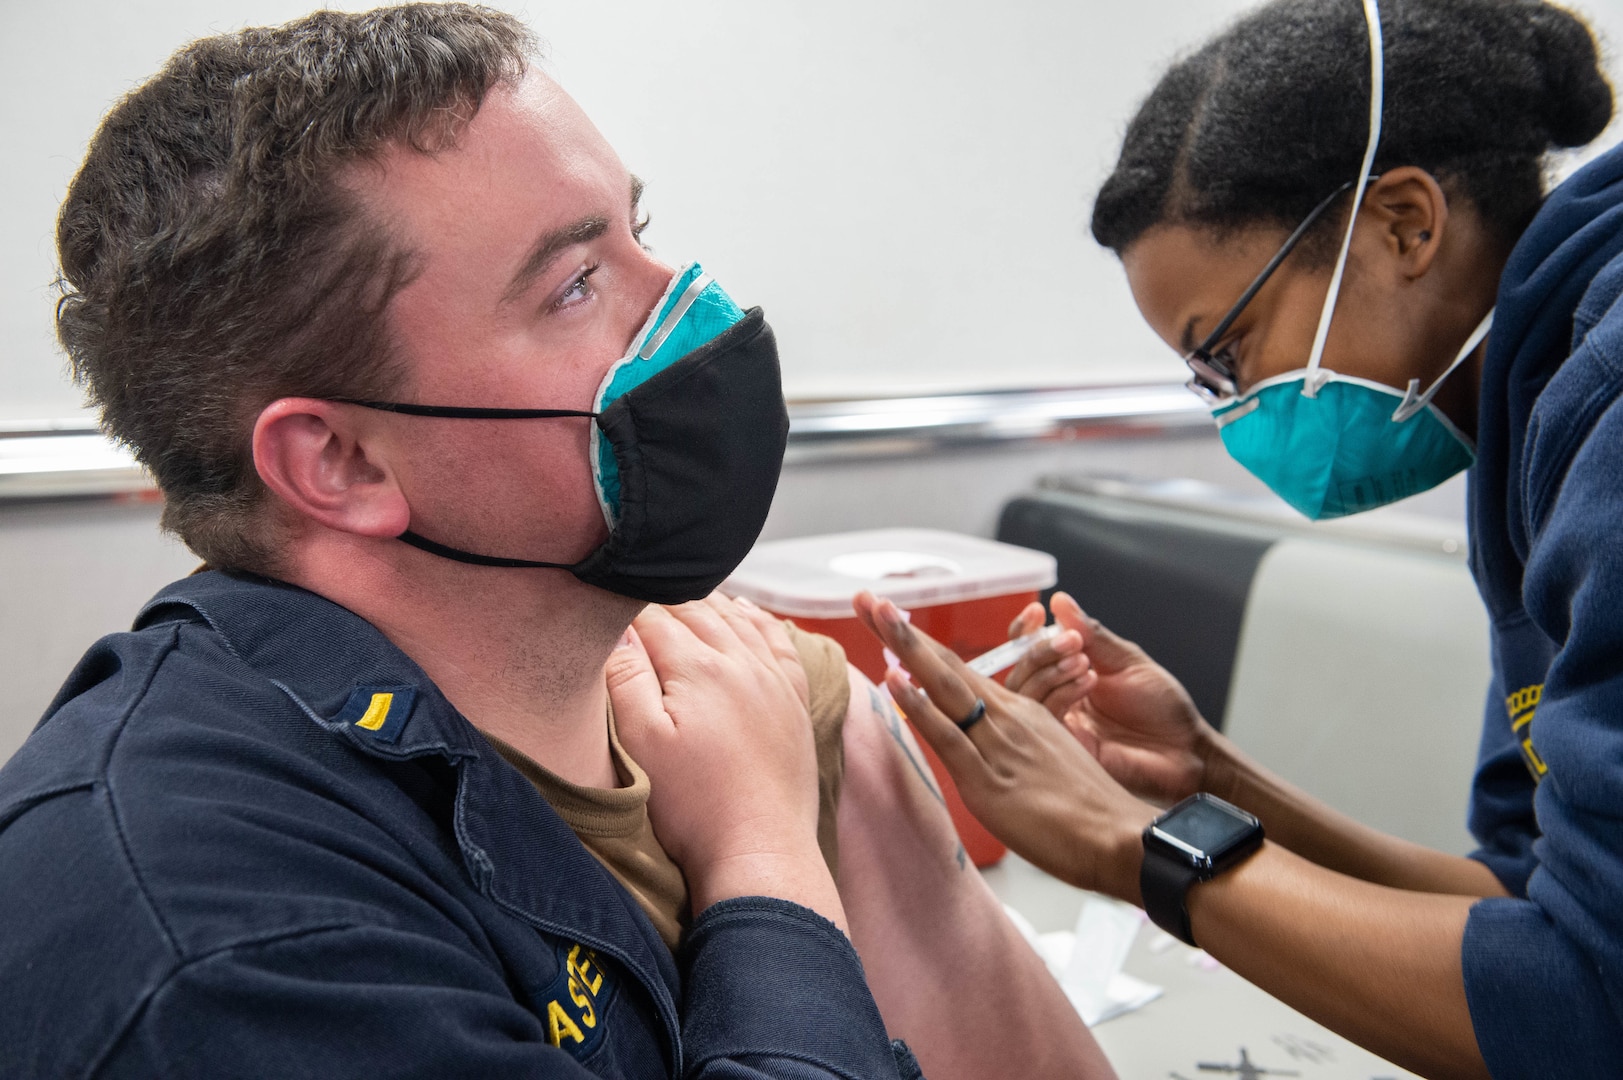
1155, 796, 1258, 857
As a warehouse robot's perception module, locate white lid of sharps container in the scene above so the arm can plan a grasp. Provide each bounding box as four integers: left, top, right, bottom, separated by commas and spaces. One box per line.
722, 528, 1058, 620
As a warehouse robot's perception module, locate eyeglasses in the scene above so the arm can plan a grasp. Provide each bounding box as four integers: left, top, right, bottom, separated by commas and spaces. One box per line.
1183, 178, 1366, 403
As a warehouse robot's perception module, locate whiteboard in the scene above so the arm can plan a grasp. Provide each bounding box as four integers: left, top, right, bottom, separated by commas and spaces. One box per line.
3, 0, 1619, 419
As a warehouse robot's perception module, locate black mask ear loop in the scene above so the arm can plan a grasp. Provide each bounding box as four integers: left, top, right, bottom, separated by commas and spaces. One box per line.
332, 399, 603, 569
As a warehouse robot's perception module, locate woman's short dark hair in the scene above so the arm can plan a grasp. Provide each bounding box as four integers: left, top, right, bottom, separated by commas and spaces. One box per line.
55, 4, 534, 571
1091, 0, 1613, 257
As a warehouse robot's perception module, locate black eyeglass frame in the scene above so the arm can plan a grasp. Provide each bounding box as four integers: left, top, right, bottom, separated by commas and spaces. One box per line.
1184, 177, 1371, 403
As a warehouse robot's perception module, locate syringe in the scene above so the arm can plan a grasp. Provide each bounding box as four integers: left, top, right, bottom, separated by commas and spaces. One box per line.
964, 624, 1063, 677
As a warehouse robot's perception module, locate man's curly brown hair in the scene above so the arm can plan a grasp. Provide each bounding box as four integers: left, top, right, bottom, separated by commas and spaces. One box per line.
55, 4, 534, 571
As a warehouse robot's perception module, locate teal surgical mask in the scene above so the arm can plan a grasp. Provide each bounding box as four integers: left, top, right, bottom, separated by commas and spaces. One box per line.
1196, 0, 1492, 520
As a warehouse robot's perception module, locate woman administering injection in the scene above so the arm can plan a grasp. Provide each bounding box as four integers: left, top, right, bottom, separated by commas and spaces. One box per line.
859, 0, 1621, 1078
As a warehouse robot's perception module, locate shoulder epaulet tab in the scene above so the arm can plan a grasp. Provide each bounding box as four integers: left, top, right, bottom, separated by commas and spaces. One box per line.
333, 685, 418, 744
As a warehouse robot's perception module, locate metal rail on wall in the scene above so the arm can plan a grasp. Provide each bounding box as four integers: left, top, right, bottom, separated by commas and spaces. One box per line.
0, 383, 1210, 503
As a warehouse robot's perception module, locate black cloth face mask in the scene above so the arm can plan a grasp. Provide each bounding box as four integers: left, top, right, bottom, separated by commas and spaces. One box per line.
340, 265, 788, 604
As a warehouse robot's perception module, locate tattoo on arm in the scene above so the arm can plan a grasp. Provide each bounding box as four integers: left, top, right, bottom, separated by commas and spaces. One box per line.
869, 686, 944, 805
868, 685, 969, 871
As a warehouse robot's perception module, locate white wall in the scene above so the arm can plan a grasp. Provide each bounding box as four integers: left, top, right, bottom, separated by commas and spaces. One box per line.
8, 0, 1619, 419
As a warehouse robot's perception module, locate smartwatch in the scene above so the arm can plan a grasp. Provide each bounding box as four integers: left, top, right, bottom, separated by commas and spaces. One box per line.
1140, 793, 1264, 947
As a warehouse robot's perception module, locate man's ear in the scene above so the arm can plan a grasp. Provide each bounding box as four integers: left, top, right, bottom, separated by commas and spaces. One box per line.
252, 398, 411, 539
1362, 166, 1449, 279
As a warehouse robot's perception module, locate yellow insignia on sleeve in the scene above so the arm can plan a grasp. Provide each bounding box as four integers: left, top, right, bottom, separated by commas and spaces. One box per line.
1506, 683, 1547, 782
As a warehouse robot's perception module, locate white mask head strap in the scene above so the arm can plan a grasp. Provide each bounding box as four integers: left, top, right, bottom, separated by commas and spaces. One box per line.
1391, 309, 1495, 422
1303, 0, 1384, 397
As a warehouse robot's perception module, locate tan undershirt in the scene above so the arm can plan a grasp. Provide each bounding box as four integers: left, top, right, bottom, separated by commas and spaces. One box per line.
486, 625, 850, 950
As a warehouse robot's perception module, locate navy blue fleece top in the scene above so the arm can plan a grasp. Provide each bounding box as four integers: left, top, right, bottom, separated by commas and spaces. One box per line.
0, 571, 918, 1079
1462, 140, 1623, 1079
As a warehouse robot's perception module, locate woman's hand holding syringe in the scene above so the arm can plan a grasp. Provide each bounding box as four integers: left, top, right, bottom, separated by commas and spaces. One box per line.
991, 591, 1214, 806
878, 590, 1210, 805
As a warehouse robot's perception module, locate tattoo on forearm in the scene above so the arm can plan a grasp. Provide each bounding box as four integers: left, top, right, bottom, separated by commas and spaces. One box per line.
869, 686, 945, 808
868, 686, 969, 871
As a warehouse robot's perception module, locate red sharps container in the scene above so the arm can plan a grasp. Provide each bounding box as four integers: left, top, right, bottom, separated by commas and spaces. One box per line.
723, 528, 1058, 868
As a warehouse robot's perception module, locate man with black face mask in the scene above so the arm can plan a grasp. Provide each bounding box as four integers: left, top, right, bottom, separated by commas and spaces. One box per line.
0, 7, 1115, 1079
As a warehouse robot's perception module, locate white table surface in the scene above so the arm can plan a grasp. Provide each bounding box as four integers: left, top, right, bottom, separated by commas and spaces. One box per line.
981, 853, 1422, 1080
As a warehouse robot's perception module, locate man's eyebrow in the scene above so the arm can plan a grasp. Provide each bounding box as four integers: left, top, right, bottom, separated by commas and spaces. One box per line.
503, 215, 609, 304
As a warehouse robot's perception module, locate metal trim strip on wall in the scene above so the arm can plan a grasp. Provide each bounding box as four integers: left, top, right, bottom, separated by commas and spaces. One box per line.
0, 383, 1210, 502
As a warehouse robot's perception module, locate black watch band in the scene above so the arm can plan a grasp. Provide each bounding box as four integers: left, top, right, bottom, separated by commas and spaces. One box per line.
1140, 844, 1201, 946
1139, 793, 1265, 949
